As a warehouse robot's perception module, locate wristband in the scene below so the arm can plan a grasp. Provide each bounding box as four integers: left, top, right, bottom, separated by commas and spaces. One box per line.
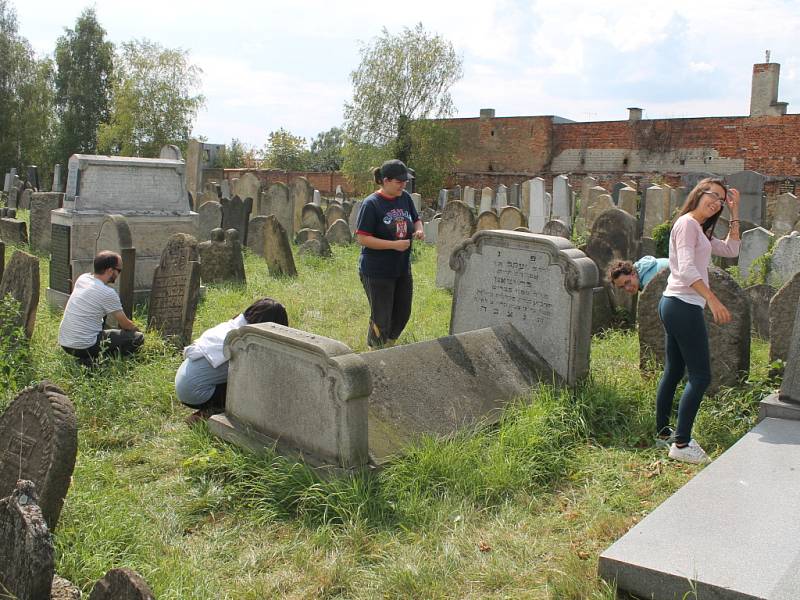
729, 219, 740, 224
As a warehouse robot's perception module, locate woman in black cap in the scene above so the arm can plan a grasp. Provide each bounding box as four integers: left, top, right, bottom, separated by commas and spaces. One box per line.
354, 159, 425, 348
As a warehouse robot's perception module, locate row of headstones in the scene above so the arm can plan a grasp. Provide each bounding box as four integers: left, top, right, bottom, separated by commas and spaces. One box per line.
0, 382, 155, 599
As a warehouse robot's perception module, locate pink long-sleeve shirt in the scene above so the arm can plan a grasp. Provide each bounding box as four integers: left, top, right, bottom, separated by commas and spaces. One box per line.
663, 213, 740, 308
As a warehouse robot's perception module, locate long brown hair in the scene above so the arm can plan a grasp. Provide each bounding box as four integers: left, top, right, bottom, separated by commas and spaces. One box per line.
675, 177, 728, 239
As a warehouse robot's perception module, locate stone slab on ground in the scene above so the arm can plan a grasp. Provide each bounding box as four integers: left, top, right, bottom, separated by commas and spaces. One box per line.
759, 393, 800, 422
599, 417, 800, 600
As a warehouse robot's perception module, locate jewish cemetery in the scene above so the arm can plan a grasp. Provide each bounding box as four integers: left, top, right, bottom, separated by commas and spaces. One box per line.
2, 3, 800, 597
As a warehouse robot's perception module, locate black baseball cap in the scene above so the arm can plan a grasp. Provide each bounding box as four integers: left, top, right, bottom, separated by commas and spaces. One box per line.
380, 159, 414, 181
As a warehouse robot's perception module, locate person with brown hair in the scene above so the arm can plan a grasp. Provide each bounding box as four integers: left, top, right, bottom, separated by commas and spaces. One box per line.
656, 178, 740, 463
607, 256, 670, 295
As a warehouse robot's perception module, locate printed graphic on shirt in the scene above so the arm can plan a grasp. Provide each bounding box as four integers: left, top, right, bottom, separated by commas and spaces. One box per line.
382, 208, 412, 239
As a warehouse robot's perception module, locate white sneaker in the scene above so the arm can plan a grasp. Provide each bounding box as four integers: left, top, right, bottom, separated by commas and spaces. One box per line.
668, 440, 711, 464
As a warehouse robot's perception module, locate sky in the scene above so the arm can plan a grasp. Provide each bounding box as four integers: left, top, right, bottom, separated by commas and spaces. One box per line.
15, 0, 800, 151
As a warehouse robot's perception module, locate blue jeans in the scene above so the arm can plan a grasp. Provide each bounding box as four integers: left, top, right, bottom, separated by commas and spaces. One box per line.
174, 356, 229, 407
655, 296, 712, 445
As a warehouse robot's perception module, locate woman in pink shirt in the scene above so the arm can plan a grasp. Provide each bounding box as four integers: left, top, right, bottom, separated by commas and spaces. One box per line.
656, 178, 740, 464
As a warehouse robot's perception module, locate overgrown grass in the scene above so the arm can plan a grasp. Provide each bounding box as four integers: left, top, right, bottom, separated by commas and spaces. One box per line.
1, 237, 775, 599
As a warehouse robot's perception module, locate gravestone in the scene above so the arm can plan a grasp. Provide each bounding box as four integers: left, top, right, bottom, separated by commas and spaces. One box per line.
479, 187, 494, 214
298, 237, 332, 258
312, 189, 322, 206
219, 179, 231, 200
7, 185, 18, 209
528, 177, 548, 233
450, 231, 598, 384
236, 172, 261, 213
475, 211, 500, 231
89, 568, 156, 600
423, 217, 440, 244
348, 200, 363, 233
147, 233, 200, 348
197, 188, 219, 209
220, 195, 252, 245
325, 204, 346, 230
341, 200, 352, 220
0, 211, 28, 245
739, 227, 774, 282
18, 189, 32, 210
585, 194, 615, 230
551, 175, 572, 224
435, 201, 476, 289
771, 192, 799, 236
198, 228, 245, 285
262, 215, 297, 277
642, 184, 668, 237
301, 203, 325, 232
0, 381, 77, 530
259, 182, 292, 236
410, 192, 422, 213
638, 267, 750, 393
247, 216, 269, 257
746, 283, 775, 339
29, 193, 63, 254
209, 324, 371, 468
3, 172, 10, 194
768, 271, 800, 364
542, 219, 571, 239
159, 144, 182, 160
462, 186, 475, 209
438, 189, 448, 210
496, 184, 508, 208
95, 215, 136, 319
611, 182, 626, 205
198, 200, 223, 241
0, 480, 54, 600
768, 231, 800, 288
498, 206, 525, 230
0, 250, 39, 338
294, 228, 323, 245
26, 165, 40, 190
326, 219, 352, 245
290, 176, 314, 235
617, 186, 638, 217
335, 184, 344, 199
580, 176, 598, 217
779, 299, 800, 404
726, 170, 765, 225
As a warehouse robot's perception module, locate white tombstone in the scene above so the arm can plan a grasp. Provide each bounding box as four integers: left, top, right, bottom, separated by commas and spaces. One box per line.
313, 189, 322, 206
410, 192, 422, 213
479, 187, 495, 214
463, 186, 475, 209
552, 175, 572, 224
643, 185, 669, 237
739, 227, 774, 282
769, 231, 800, 288
496, 184, 508, 208
618, 186, 638, 217
528, 177, 547, 233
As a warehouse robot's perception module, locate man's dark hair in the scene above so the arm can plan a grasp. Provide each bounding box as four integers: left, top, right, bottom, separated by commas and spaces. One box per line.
243, 297, 289, 326
94, 251, 121, 274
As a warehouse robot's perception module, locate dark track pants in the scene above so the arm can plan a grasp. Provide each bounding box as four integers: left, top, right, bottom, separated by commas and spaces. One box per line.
62, 329, 144, 367
360, 270, 413, 348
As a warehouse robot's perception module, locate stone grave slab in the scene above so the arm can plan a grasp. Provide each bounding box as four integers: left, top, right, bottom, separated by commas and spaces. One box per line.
246, 216, 268, 257
643, 185, 668, 237
261, 182, 293, 235
301, 203, 325, 232
290, 177, 314, 235
768, 271, 800, 364
450, 231, 597, 385
0, 250, 40, 338
0, 381, 77, 531
235, 172, 261, 209
726, 169, 765, 225
18, 188, 32, 210
198, 200, 222, 242
479, 187, 494, 214
262, 215, 297, 277
0, 214, 28, 245
771, 192, 798, 236
435, 201, 476, 290
198, 228, 245, 285
326, 219, 352, 245
551, 175, 572, 223
475, 210, 499, 231
423, 217, 439, 245
88, 568, 156, 600
528, 177, 548, 233
778, 298, 800, 405
29, 192, 63, 254
542, 219, 570, 239
617, 186, 637, 217
498, 205, 525, 230
768, 231, 800, 288
298, 237, 332, 258
599, 417, 800, 600
325, 204, 346, 230
220, 195, 252, 246
739, 226, 773, 282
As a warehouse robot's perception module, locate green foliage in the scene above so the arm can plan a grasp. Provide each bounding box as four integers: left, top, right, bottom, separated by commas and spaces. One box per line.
0, 293, 32, 400
341, 140, 390, 196
54, 7, 114, 165
213, 138, 250, 169
97, 39, 204, 157
308, 126, 344, 171
651, 221, 671, 257
262, 127, 310, 171
406, 120, 459, 199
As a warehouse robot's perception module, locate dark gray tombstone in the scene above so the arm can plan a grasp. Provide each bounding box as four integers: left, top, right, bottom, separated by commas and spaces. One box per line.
88, 568, 156, 600
779, 300, 800, 404
301, 203, 325, 232
0, 382, 77, 530
726, 170, 766, 225
29, 192, 64, 254
325, 219, 352, 245
220, 195, 252, 245
638, 266, 750, 393
768, 271, 800, 364
0, 480, 54, 600
198, 228, 246, 285
49, 223, 72, 294
746, 284, 775, 339
681, 171, 717, 191
198, 200, 223, 242
585, 208, 640, 275
263, 215, 297, 277
147, 233, 200, 348
0, 250, 40, 338
52, 164, 63, 193
611, 182, 626, 205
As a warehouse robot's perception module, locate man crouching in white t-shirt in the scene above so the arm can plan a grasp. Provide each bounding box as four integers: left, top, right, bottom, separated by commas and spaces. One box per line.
58, 251, 144, 367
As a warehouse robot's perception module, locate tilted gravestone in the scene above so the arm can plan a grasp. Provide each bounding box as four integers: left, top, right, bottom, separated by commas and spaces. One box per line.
542, 219, 571, 239
0, 480, 54, 600
435, 201, 476, 290
260, 182, 293, 235
198, 228, 246, 285
779, 299, 800, 404
147, 233, 200, 348
638, 266, 751, 393
197, 200, 222, 242
326, 219, 352, 245
301, 203, 326, 232
768, 271, 800, 364
498, 205, 525, 230
746, 283, 775, 339
220, 195, 252, 246
0, 250, 40, 338
88, 568, 156, 600
29, 192, 64, 254
262, 215, 297, 277
325, 204, 346, 231
96, 214, 136, 320
298, 237, 332, 258
450, 230, 598, 385
768, 231, 800, 288
0, 381, 78, 530
475, 210, 500, 232
290, 176, 314, 235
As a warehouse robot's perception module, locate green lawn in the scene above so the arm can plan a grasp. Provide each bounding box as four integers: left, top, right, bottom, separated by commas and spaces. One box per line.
0, 237, 776, 599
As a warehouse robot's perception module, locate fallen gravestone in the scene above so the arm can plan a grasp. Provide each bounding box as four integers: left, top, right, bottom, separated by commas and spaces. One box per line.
768, 271, 800, 364
198, 228, 246, 285
88, 568, 156, 600
0, 381, 77, 531
0, 250, 40, 338
262, 215, 297, 277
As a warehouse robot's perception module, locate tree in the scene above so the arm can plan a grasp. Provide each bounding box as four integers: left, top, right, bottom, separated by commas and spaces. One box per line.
54, 8, 113, 164
262, 128, 310, 171
343, 23, 462, 163
97, 39, 204, 157
307, 126, 344, 171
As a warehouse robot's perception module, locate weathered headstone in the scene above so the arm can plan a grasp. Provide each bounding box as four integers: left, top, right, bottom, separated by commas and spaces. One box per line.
18, 188, 32, 210
325, 203, 346, 230
498, 205, 525, 230
611, 182, 626, 205
246, 216, 269, 257
197, 200, 222, 242
580, 176, 598, 217
348, 200, 363, 233
768, 271, 800, 364
450, 231, 597, 385
438, 189, 448, 210
298, 237, 332, 258
551, 175, 572, 224
617, 186, 638, 217
294, 227, 323, 245
435, 201, 476, 289
423, 216, 440, 244
462, 186, 475, 209
159, 144, 182, 160
0, 250, 39, 338
312, 189, 322, 206
0, 381, 77, 530
335, 184, 344, 199
26, 165, 40, 191
88, 568, 156, 600
638, 267, 750, 393
220, 195, 252, 246
262, 215, 297, 277
301, 203, 325, 233
779, 298, 800, 404
95, 214, 136, 319
326, 219, 352, 245
7, 185, 18, 209
0, 480, 54, 600
198, 228, 245, 285
475, 211, 500, 231
739, 227, 774, 282
236, 172, 261, 212
746, 283, 775, 339
642, 184, 669, 237
528, 177, 548, 233
29, 192, 64, 254
726, 170, 765, 225
290, 177, 314, 235
496, 184, 508, 208
0, 212, 28, 245
479, 187, 494, 214
542, 219, 571, 239
768, 231, 800, 288
147, 233, 200, 348
771, 192, 799, 236
585, 194, 615, 230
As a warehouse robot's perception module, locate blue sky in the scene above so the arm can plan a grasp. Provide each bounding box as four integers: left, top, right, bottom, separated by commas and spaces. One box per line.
16, 0, 800, 150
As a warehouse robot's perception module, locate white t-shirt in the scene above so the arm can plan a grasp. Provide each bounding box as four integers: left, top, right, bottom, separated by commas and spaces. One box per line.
58, 273, 124, 349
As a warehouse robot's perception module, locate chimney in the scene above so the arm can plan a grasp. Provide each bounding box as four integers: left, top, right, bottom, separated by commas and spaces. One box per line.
750, 62, 788, 116
628, 107, 643, 122
480, 108, 495, 119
